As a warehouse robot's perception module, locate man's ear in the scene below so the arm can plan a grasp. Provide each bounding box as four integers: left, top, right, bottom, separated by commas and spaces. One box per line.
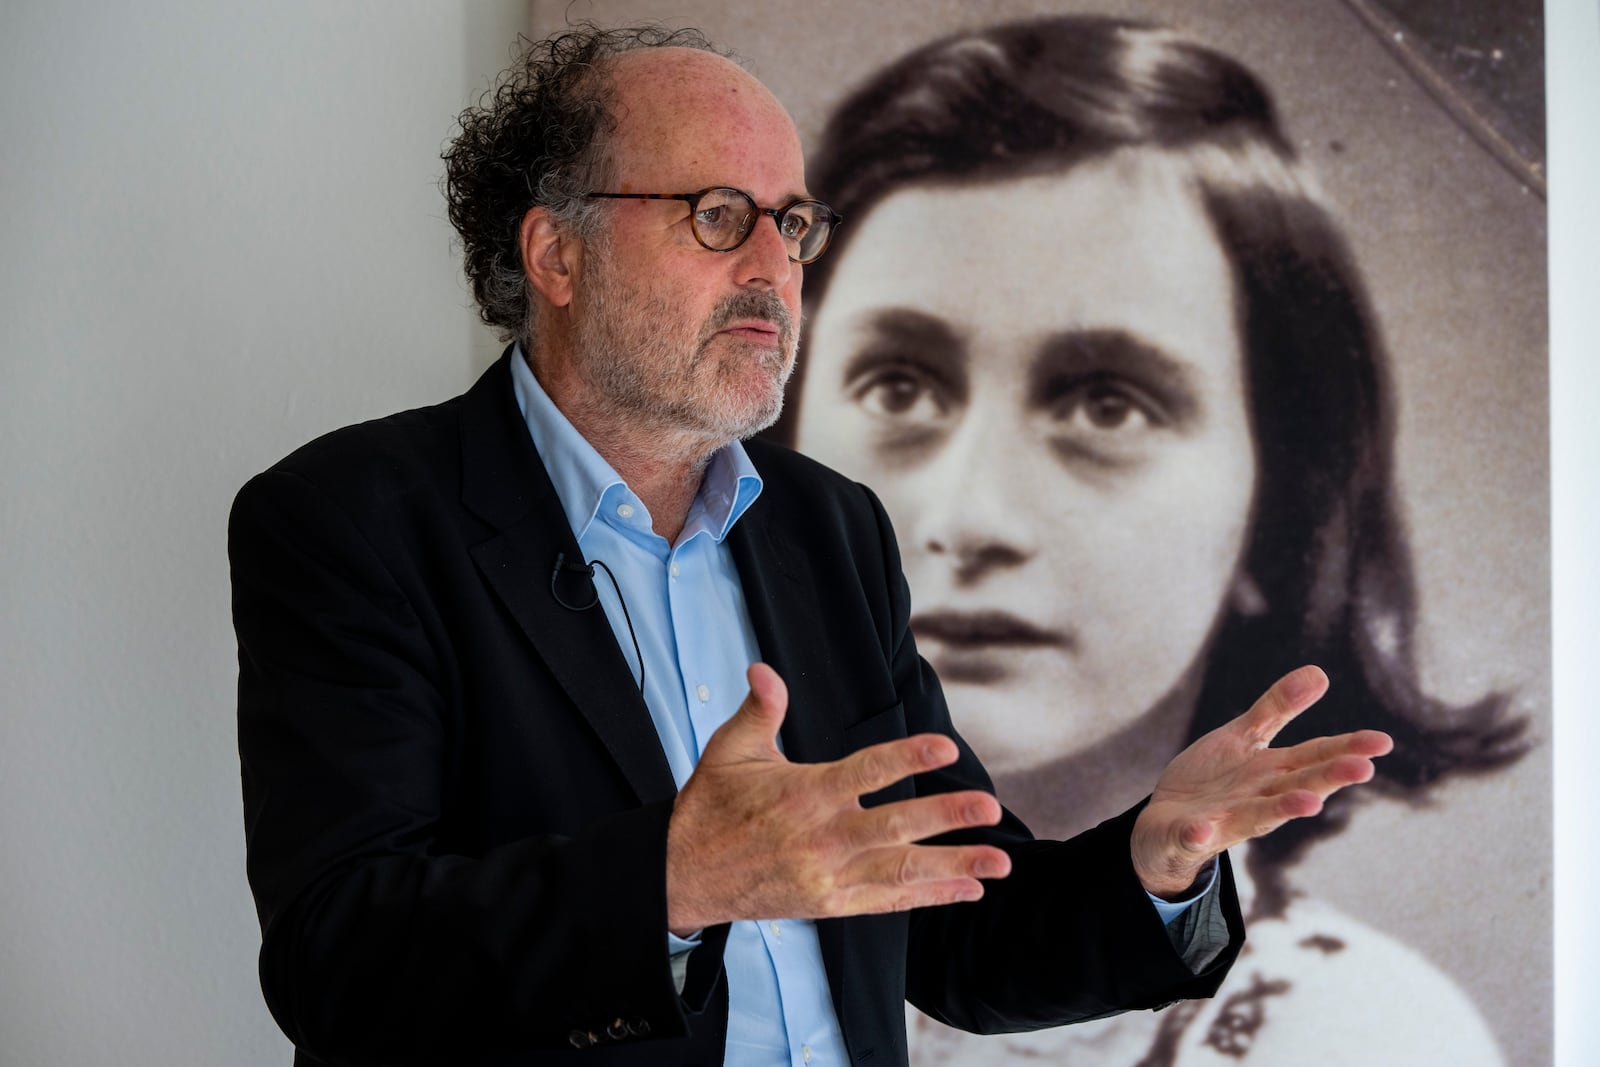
519, 207, 580, 309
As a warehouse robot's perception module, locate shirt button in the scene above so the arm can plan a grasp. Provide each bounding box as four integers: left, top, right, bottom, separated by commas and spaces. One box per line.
670, 563, 680, 578
802, 1044, 813, 1063
769, 921, 781, 938
616, 503, 634, 519
695, 684, 710, 703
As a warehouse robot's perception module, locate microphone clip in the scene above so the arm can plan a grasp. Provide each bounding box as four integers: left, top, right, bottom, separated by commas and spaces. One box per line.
550, 552, 599, 611
547, 551, 646, 694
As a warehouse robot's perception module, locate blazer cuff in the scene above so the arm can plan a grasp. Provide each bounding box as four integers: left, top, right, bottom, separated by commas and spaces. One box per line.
1163, 865, 1234, 975
679, 923, 731, 1014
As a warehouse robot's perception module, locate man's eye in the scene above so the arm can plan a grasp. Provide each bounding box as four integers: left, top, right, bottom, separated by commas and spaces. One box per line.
695, 205, 727, 227
779, 213, 810, 239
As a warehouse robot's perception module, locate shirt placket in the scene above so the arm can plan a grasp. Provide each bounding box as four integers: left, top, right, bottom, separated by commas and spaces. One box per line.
668, 536, 845, 1067
668, 535, 733, 759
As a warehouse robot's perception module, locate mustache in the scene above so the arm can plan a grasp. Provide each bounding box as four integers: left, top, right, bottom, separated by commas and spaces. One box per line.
703, 290, 797, 352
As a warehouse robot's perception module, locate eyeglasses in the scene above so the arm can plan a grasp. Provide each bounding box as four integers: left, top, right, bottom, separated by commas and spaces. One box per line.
585, 187, 841, 264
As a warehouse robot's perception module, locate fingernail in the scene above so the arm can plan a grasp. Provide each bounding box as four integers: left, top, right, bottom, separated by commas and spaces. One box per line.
1284, 666, 1324, 701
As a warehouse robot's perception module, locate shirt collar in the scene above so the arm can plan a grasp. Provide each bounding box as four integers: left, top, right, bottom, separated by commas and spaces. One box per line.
508, 345, 763, 546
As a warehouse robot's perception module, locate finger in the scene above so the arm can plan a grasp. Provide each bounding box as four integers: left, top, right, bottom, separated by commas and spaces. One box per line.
1130, 814, 1221, 893
843, 842, 1013, 892
1274, 728, 1395, 771
1238, 665, 1330, 747
1221, 790, 1327, 843
1263, 753, 1381, 800
745, 661, 787, 711
701, 662, 789, 763
1179, 818, 1216, 854
848, 878, 990, 915
825, 733, 961, 799
836, 790, 1002, 850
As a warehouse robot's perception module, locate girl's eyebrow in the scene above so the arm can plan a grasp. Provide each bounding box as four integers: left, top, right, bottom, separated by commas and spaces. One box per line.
1029, 329, 1201, 423
848, 307, 966, 353
838, 307, 969, 393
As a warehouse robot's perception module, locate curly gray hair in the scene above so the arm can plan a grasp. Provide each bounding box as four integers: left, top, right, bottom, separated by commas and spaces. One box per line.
442, 24, 726, 344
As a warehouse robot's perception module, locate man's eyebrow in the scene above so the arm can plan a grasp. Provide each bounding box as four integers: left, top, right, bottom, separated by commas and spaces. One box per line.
747, 188, 812, 207
1030, 329, 1201, 421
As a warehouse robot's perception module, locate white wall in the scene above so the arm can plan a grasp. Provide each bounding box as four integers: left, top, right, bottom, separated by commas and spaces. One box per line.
0, 3, 526, 1063
0, 1, 1595, 1065
1547, 2, 1600, 1064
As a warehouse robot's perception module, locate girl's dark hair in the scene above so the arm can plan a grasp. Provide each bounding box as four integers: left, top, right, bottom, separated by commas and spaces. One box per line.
767, 16, 1526, 908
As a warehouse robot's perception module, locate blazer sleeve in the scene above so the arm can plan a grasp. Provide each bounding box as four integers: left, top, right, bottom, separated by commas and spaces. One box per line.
231, 467, 727, 1065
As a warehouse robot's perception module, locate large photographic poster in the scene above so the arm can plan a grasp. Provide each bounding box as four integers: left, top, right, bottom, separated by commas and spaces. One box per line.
533, 2, 1550, 1064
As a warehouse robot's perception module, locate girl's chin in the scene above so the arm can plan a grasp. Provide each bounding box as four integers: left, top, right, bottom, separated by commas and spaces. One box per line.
926, 644, 1079, 688
943, 685, 1186, 777
952, 722, 1127, 779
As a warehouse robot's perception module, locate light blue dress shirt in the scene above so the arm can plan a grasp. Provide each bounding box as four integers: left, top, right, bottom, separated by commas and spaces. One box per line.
509, 348, 1212, 1064
511, 351, 848, 1067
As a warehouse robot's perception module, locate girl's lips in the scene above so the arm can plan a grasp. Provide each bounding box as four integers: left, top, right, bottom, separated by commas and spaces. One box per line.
911, 610, 1070, 649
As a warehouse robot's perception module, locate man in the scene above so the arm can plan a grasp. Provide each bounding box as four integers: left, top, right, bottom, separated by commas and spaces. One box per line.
230, 25, 1391, 1067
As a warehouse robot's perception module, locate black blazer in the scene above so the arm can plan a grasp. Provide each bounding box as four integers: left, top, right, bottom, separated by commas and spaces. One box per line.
230, 351, 1242, 1067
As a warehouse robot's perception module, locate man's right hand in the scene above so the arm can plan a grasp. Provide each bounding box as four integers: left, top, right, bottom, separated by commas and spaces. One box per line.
664, 663, 1012, 936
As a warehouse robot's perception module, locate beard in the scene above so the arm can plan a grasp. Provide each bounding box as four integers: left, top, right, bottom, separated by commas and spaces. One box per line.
569, 249, 798, 444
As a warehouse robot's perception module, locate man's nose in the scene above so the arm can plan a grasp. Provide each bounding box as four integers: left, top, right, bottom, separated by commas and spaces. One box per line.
731, 210, 797, 289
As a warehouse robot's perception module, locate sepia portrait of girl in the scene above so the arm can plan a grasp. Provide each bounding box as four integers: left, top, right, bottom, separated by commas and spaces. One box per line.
766, 15, 1530, 1064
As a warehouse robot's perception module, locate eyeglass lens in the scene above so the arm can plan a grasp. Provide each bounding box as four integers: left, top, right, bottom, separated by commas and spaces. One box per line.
691, 188, 833, 263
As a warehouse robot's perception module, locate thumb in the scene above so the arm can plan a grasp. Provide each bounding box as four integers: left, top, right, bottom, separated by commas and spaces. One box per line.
703, 662, 789, 763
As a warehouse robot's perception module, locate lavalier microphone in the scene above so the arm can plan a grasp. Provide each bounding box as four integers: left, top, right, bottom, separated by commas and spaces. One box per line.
549, 551, 644, 693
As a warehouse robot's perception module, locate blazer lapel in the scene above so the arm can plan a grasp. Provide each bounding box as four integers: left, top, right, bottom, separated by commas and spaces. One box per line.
727, 501, 845, 768
458, 352, 677, 807
728, 484, 856, 1024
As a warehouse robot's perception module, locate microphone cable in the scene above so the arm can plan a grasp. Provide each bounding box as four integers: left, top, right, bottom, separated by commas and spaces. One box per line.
550, 552, 645, 694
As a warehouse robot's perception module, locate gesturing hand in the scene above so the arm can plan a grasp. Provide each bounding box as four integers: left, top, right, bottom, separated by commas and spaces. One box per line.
664, 663, 1013, 936
1131, 665, 1394, 899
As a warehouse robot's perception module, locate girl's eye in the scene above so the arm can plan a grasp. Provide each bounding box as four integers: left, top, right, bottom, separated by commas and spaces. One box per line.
1038, 375, 1178, 471
1078, 385, 1142, 429
849, 364, 951, 423
1047, 377, 1165, 434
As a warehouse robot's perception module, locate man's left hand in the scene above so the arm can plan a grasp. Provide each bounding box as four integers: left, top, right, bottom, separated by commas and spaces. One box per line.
1130, 665, 1394, 899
